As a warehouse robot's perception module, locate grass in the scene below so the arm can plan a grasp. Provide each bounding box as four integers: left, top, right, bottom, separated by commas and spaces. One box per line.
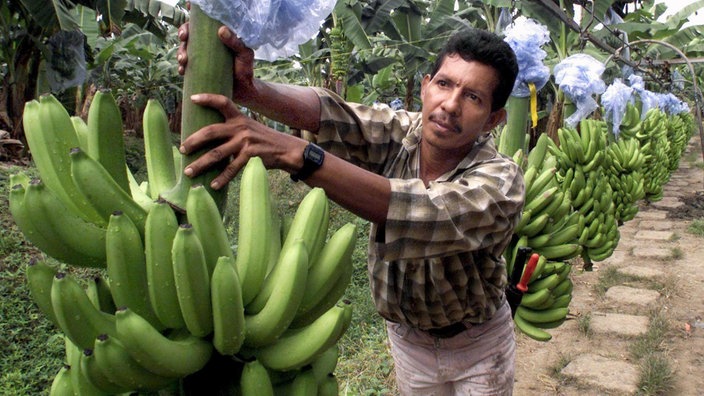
630, 308, 675, 395
576, 313, 592, 337
686, 219, 704, 237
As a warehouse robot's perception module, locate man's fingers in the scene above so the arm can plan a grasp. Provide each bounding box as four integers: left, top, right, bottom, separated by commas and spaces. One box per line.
210, 157, 248, 190
190, 93, 242, 119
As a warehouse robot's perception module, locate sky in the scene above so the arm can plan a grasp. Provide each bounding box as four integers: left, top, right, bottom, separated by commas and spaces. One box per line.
657, 0, 704, 27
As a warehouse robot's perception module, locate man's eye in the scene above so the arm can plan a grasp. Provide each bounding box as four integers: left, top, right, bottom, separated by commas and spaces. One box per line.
465, 92, 478, 101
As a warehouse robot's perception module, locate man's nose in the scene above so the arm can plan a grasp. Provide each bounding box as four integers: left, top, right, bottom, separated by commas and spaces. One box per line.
441, 91, 461, 116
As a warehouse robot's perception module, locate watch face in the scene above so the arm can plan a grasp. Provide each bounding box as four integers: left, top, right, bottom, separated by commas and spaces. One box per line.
308, 148, 324, 164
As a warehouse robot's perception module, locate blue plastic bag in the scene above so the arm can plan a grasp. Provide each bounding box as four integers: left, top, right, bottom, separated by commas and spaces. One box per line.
658, 93, 689, 115
628, 75, 659, 118
554, 53, 606, 127
503, 17, 551, 98
190, 0, 336, 61
602, 79, 634, 138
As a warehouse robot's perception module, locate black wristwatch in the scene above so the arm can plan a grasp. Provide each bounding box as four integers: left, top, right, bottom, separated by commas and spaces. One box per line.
290, 143, 325, 182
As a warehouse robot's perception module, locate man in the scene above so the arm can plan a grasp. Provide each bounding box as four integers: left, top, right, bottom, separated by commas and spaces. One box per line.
178, 25, 523, 395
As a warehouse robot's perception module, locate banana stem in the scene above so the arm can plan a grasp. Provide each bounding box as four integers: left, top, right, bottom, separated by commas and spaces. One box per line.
160, 5, 234, 213
501, 95, 530, 157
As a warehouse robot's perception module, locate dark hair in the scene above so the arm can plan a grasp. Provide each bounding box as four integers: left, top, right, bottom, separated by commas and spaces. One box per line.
430, 28, 518, 112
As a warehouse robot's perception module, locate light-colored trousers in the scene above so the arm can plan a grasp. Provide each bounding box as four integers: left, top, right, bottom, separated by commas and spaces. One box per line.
386, 300, 515, 396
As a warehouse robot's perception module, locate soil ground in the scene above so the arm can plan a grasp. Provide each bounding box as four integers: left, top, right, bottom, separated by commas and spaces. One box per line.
512, 136, 704, 396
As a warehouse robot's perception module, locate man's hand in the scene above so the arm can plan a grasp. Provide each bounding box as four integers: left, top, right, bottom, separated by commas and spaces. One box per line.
177, 23, 258, 104
179, 94, 307, 190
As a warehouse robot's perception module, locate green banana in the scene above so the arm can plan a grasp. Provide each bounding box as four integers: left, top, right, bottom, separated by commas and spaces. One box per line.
290, 243, 353, 328
256, 302, 352, 372
106, 211, 162, 329
235, 156, 274, 305
80, 348, 131, 394
127, 165, 156, 211
70, 147, 148, 235
172, 223, 213, 337
25, 258, 59, 326
523, 186, 559, 215
115, 308, 213, 378
70, 116, 90, 152
311, 343, 339, 383
519, 288, 552, 309
297, 222, 357, 315
51, 272, 117, 350
211, 256, 246, 356
186, 184, 234, 277
244, 239, 308, 348
22, 95, 104, 225
281, 187, 329, 267
240, 359, 275, 396
515, 306, 569, 324
537, 243, 582, 261
49, 365, 75, 396
525, 167, 557, 202
318, 374, 339, 396
86, 89, 130, 193
65, 337, 108, 396
288, 369, 319, 396
520, 212, 550, 238
145, 199, 184, 329
143, 98, 177, 199
24, 178, 107, 268
513, 310, 551, 341
86, 275, 117, 314
92, 334, 177, 392
528, 272, 561, 292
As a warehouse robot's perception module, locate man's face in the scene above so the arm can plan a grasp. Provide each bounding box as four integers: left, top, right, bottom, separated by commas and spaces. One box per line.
420, 55, 505, 156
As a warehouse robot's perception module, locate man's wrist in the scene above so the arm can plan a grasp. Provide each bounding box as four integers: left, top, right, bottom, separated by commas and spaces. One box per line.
290, 143, 325, 182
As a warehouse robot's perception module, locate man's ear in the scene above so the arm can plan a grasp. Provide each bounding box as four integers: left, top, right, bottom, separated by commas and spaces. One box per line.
420, 74, 431, 99
484, 108, 507, 132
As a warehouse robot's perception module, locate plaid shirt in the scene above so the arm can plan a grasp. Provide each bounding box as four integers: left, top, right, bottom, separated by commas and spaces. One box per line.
313, 88, 525, 329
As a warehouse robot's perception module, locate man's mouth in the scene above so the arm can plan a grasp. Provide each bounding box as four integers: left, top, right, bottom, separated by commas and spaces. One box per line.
430, 114, 460, 134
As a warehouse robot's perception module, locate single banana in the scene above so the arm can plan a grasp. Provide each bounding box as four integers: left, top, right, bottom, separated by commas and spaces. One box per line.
515, 306, 569, 324
172, 223, 213, 337
127, 165, 156, 211
257, 302, 353, 372
106, 211, 162, 329
525, 167, 557, 203
49, 365, 75, 396
281, 187, 329, 267
145, 199, 184, 329
65, 337, 108, 396
519, 288, 552, 309
25, 178, 108, 268
51, 272, 118, 350
86, 89, 130, 193
25, 258, 59, 326
536, 243, 582, 261
297, 222, 357, 315
80, 348, 131, 394
142, 98, 177, 199
22, 95, 104, 225
92, 333, 177, 392
86, 275, 117, 314
527, 272, 561, 292
70, 147, 148, 235
513, 311, 552, 342
211, 256, 246, 356
311, 343, 340, 383
240, 359, 275, 396
286, 369, 319, 396
115, 308, 213, 378
318, 373, 340, 396
244, 239, 308, 348
70, 116, 91, 152
186, 184, 234, 277
235, 157, 273, 305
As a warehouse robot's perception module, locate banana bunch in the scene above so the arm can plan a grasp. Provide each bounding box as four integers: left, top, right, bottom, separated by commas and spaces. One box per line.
14, 92, 356, 395
604, 137, 646, 223
637, 108, 671, 202
505, 133, 583, 271
513, 256, 573, 342
665, 112, 695, 172
547, 119, 620, 267
617, 102, 642, 140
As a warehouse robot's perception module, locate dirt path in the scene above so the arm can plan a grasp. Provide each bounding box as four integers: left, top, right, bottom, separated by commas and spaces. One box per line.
513, 136, 704, 395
